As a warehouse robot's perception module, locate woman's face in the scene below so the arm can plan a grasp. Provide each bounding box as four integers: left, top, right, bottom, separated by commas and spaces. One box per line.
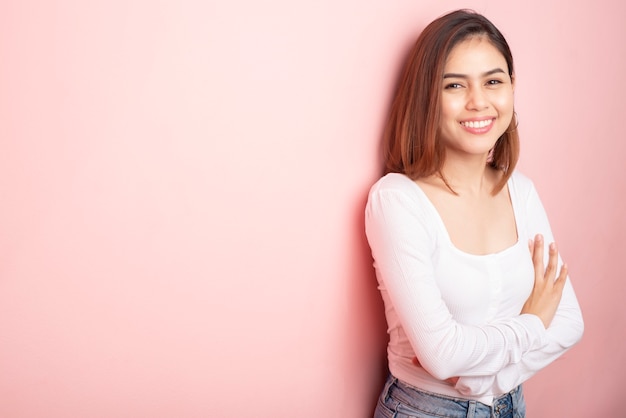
438, 36, 514, 158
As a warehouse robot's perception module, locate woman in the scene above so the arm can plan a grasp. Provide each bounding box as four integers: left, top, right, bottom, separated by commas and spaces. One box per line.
366, 10, 584, 418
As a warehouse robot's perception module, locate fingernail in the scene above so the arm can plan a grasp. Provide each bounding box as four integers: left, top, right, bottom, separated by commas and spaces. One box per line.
536, 234, 543, 242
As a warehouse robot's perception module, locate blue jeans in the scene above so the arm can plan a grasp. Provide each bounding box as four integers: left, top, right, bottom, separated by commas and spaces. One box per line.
374, 374, 526, 418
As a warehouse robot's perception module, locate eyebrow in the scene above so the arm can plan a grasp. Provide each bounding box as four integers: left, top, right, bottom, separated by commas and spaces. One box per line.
443, 68, 507, 79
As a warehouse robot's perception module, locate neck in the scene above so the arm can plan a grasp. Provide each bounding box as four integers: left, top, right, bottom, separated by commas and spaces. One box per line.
439, 153, 494, 196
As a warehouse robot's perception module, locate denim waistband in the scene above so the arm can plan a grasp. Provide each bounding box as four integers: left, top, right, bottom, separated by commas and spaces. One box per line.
380, 374, 525, 418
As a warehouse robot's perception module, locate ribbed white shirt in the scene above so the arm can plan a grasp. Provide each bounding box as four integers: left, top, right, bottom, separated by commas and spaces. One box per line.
365, 171, 583, 405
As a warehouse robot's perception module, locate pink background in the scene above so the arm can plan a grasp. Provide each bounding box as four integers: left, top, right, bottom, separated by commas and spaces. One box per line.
0, 1, 624, 417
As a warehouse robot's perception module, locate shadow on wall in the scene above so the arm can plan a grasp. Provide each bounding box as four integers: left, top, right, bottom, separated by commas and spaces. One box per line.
338, 26, 424, 414
342, 188, 389, 416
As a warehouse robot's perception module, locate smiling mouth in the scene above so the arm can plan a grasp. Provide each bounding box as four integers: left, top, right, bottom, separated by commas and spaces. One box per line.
460, 119, 494, 129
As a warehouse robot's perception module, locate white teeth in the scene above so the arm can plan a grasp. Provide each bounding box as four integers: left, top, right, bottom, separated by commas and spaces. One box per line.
461, 119, 493, 129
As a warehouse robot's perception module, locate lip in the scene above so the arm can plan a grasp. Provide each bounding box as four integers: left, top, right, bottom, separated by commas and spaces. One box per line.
459, 117, 496, 134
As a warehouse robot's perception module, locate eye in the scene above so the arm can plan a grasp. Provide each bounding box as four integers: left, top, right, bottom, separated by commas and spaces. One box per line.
444, 83, 463, 89
486, 79, 503, 86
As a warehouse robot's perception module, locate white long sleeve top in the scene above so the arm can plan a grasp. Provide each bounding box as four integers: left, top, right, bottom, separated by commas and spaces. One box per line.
365, 171, 583, 406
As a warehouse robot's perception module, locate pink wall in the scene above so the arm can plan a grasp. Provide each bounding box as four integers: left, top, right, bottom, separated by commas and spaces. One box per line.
0, 1, 623, 416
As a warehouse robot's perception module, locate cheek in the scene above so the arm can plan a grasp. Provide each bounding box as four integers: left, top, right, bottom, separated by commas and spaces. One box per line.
440, 96, 465, 119
494, 91, 515, 113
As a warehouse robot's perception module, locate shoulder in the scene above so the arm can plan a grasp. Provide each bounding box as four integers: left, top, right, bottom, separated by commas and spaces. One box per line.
366, 173, 434, 222
508, 170, 538, 199
367, 173, 430, 209
369, 172, 418, 195
365, 173, 438, 241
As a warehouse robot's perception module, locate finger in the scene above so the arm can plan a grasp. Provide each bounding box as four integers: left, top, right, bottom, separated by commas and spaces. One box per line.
528, 239, 534, 256
447, 376, 459, 385
554, 263, 568, 290
532, 234, 544, 278
545, 242, 559, 281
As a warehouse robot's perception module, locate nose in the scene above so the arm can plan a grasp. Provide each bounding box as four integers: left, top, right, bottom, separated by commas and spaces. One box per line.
466, 86, 488, 111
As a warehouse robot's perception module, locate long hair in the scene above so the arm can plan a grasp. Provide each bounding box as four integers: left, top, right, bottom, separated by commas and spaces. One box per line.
383, 9, 519, 194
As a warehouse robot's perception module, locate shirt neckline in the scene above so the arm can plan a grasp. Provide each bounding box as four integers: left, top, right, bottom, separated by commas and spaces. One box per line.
405, 173, 522, 258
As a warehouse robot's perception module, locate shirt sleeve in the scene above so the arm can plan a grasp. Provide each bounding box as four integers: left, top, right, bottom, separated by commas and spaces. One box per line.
454, 179, 584, 396
365, 179, 550, 381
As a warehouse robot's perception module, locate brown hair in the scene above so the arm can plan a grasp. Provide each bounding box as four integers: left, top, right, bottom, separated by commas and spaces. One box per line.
383, 9, 519, 194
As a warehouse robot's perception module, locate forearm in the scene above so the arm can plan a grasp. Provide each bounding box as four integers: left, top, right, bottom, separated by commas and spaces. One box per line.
455, 280, 583, 396
455, 333, 578, 396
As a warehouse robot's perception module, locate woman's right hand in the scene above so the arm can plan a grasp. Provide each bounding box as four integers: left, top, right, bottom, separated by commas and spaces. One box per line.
520, 234, 568, 328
